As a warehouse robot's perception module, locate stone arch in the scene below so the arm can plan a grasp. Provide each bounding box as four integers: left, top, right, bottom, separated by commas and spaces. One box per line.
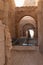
15, 7, 38, 38
23, 23, 35, 36
19, 16, 36, 27
18, 16, 37, 37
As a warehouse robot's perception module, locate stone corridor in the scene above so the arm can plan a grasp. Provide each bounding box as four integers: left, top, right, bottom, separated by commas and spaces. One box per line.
0, 0, 43, 65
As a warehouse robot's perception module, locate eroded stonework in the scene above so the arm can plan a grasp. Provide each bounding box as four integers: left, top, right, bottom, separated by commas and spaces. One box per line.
0, 20, 5, 65
0, 0, 43, 65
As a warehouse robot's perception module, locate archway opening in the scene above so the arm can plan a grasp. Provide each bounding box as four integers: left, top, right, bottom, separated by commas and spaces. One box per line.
29, 29, 34, 39
12, 16, 38, 46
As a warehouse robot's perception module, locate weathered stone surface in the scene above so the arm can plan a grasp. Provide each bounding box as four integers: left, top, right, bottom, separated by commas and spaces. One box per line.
0, 0, 43, 65
5, 25, 12, 65
0, 0, 4, 10
0, 0, 4, 19
15, 7, 38, 38
11, 50, 43, 65
38, 0, 43, 53
0, 20, 5, 65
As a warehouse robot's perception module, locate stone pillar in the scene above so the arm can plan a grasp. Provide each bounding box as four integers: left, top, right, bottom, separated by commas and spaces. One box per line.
7, 0, 16, 38
26, 31, 28, 38
0, 20, 5, 65
5, 25, 12, 65
3, 0, 15, 65
3, 1, 12, 65
38, 0, 43, 53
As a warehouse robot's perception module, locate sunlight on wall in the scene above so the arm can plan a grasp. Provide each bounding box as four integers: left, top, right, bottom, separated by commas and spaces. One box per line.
14, 0, 39, 7
29, 29, 34, 38
36, 0, 39, 6
24, 0, 39, 6
14, 0, 25, 7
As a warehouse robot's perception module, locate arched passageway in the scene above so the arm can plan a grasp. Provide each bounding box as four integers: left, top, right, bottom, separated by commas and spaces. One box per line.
13, 16, 38, 46
18, 16, 37, 38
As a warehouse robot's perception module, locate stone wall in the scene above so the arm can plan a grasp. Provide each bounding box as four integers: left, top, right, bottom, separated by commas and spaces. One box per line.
8, 0, 16, 38
3, 0, 16, 39
0, 0, 16, 39
3, 0, 15, 65
5, 25, 12, 65
9, 1, 43, 65
0, 0, 4, 20
38, 0, 43, 53
18, 16, 37, 38
11, 50, 43, 65
2, 0, 15, 65
0, 0, 43, 65
15, 7, 38, 38
0, 20, 5, 65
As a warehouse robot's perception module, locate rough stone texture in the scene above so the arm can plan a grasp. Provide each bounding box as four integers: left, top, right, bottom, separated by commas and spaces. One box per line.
11, 50, 43, 65
2, 1, 15, 65
0, 0, 4, 10
0, 0, 43, 65
5, 26, 12, 65
15, 7, 38, 38
8, 0, 16, 38
18, 16, 37, 37
0, 20, 5, 65
8, 1, 43, 65
0, 0, 4, 19
24, 0, 38, 6
38, 0, 43, 53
